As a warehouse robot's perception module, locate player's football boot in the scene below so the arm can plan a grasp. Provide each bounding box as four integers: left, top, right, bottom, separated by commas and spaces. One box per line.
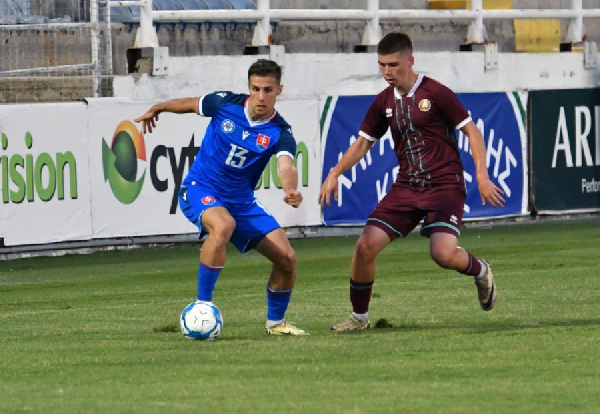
330, 315, 370, 331
475, 258, 497, 311
265, 321, 310, 336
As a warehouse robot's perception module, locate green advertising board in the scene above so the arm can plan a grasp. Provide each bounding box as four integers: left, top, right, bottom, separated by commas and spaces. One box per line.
529, 88, 600, 212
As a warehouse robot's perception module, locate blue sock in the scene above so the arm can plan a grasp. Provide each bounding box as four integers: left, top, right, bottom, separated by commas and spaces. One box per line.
197, 263, 222, 302
266, 285, 293, 322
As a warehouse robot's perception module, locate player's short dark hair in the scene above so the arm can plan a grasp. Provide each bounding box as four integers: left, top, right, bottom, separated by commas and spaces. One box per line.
248, 59, 282, 84
377, 32, 413, 55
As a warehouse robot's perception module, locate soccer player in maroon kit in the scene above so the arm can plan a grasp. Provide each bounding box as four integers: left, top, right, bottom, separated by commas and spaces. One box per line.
319, 32, 506, 331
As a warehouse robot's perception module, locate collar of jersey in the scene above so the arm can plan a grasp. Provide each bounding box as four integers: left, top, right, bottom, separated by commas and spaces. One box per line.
394, 73, 424, 99
244, 97, 277, 126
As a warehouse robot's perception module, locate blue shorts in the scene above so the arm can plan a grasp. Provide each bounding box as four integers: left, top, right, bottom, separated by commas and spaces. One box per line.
178, 184, 280, 253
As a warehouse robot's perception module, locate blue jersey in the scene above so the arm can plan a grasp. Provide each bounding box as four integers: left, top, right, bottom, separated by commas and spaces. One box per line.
183, 91, 296, 201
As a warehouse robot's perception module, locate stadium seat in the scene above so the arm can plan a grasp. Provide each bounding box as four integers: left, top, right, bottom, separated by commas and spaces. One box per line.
108, 0, 257, 24
515, 19, 561, 53
429, 0, 513, 9
153, 0, 184, 11
230, 0, 257, 10
110, 5, 141, 24
176, 0, 210, 10
429, 0, 466, 9
201, 0, 234, 9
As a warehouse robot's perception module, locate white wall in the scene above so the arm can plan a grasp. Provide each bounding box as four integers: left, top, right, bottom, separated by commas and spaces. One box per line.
112, 51, 600, 101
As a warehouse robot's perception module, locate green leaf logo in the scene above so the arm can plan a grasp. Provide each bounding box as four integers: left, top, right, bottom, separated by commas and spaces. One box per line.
102, 120, 146, 204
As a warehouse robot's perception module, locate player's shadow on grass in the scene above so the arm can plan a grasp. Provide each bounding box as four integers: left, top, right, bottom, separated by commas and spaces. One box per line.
367, 317, 600, 335
156, 318, 600, 338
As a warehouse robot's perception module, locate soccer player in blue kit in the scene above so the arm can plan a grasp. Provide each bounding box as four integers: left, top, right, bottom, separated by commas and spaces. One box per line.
135, 59, 309, 336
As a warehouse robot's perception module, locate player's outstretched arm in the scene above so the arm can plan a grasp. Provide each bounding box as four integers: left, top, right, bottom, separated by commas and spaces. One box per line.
134, 97, 200, 134
319, 136, 374, 207
278, 154, 303, 208
462, 122, 505, 208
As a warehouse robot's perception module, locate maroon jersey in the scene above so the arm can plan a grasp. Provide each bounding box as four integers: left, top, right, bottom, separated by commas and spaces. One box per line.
359, 75, 470, 189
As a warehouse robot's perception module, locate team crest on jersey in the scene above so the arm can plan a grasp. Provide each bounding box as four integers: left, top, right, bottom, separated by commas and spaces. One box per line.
418, 99, 432, 112
256, 133, 271, 149
201, 196, 216, 205
221, 119, 235, 133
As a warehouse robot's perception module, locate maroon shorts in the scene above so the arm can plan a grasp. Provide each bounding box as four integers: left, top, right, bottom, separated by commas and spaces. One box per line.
366, 184, 466, 240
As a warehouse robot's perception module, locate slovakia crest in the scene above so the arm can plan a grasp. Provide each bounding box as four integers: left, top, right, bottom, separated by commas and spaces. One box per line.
256, 133, 271, 149
201, 196, 216, 205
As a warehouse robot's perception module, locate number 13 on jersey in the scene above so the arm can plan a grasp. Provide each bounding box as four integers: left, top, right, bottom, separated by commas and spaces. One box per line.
225, 144, 249, 168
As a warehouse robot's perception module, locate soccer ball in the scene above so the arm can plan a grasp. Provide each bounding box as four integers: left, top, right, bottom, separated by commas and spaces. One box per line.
180, 301, 223, 340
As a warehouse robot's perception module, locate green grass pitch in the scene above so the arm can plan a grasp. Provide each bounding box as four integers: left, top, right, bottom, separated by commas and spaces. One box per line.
1, 217, 599, 413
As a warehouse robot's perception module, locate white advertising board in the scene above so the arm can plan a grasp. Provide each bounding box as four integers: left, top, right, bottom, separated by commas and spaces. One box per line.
0, 103, 93, 245
87, 96, 322, 240
0, 97, 322, 247
87, 98, 203, 238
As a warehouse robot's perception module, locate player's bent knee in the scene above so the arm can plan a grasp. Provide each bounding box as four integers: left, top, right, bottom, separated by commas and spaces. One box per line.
430, 248, 454, 269
274, 248, 296, 273
207, 220, 236, 244
355, 237, 378, 261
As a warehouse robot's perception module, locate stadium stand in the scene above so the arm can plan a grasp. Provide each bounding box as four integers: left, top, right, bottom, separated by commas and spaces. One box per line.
1, 1, 598, 103
0, 0, 72, 24
0, 0, 257, 24
110, 0, 257, 23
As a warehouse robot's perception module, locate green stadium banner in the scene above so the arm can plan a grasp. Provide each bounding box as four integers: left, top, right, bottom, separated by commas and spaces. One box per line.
529, 88, 600, 213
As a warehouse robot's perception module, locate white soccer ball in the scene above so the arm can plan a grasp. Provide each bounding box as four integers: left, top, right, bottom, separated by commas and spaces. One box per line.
180, 301, 223, 340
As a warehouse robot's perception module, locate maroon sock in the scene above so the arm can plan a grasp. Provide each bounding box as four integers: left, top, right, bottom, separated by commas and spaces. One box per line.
459, 251, 482, 276
349, 279, 373, 314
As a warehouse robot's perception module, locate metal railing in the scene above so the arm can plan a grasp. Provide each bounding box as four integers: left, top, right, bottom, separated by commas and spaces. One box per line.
110, 0, 600, 48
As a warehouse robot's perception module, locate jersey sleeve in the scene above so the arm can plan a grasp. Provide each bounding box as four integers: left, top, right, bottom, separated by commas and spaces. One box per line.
358, 93, 389, 141
434, 85, 471, 129
198, 91, 234, 117
275, 126, 297, 159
